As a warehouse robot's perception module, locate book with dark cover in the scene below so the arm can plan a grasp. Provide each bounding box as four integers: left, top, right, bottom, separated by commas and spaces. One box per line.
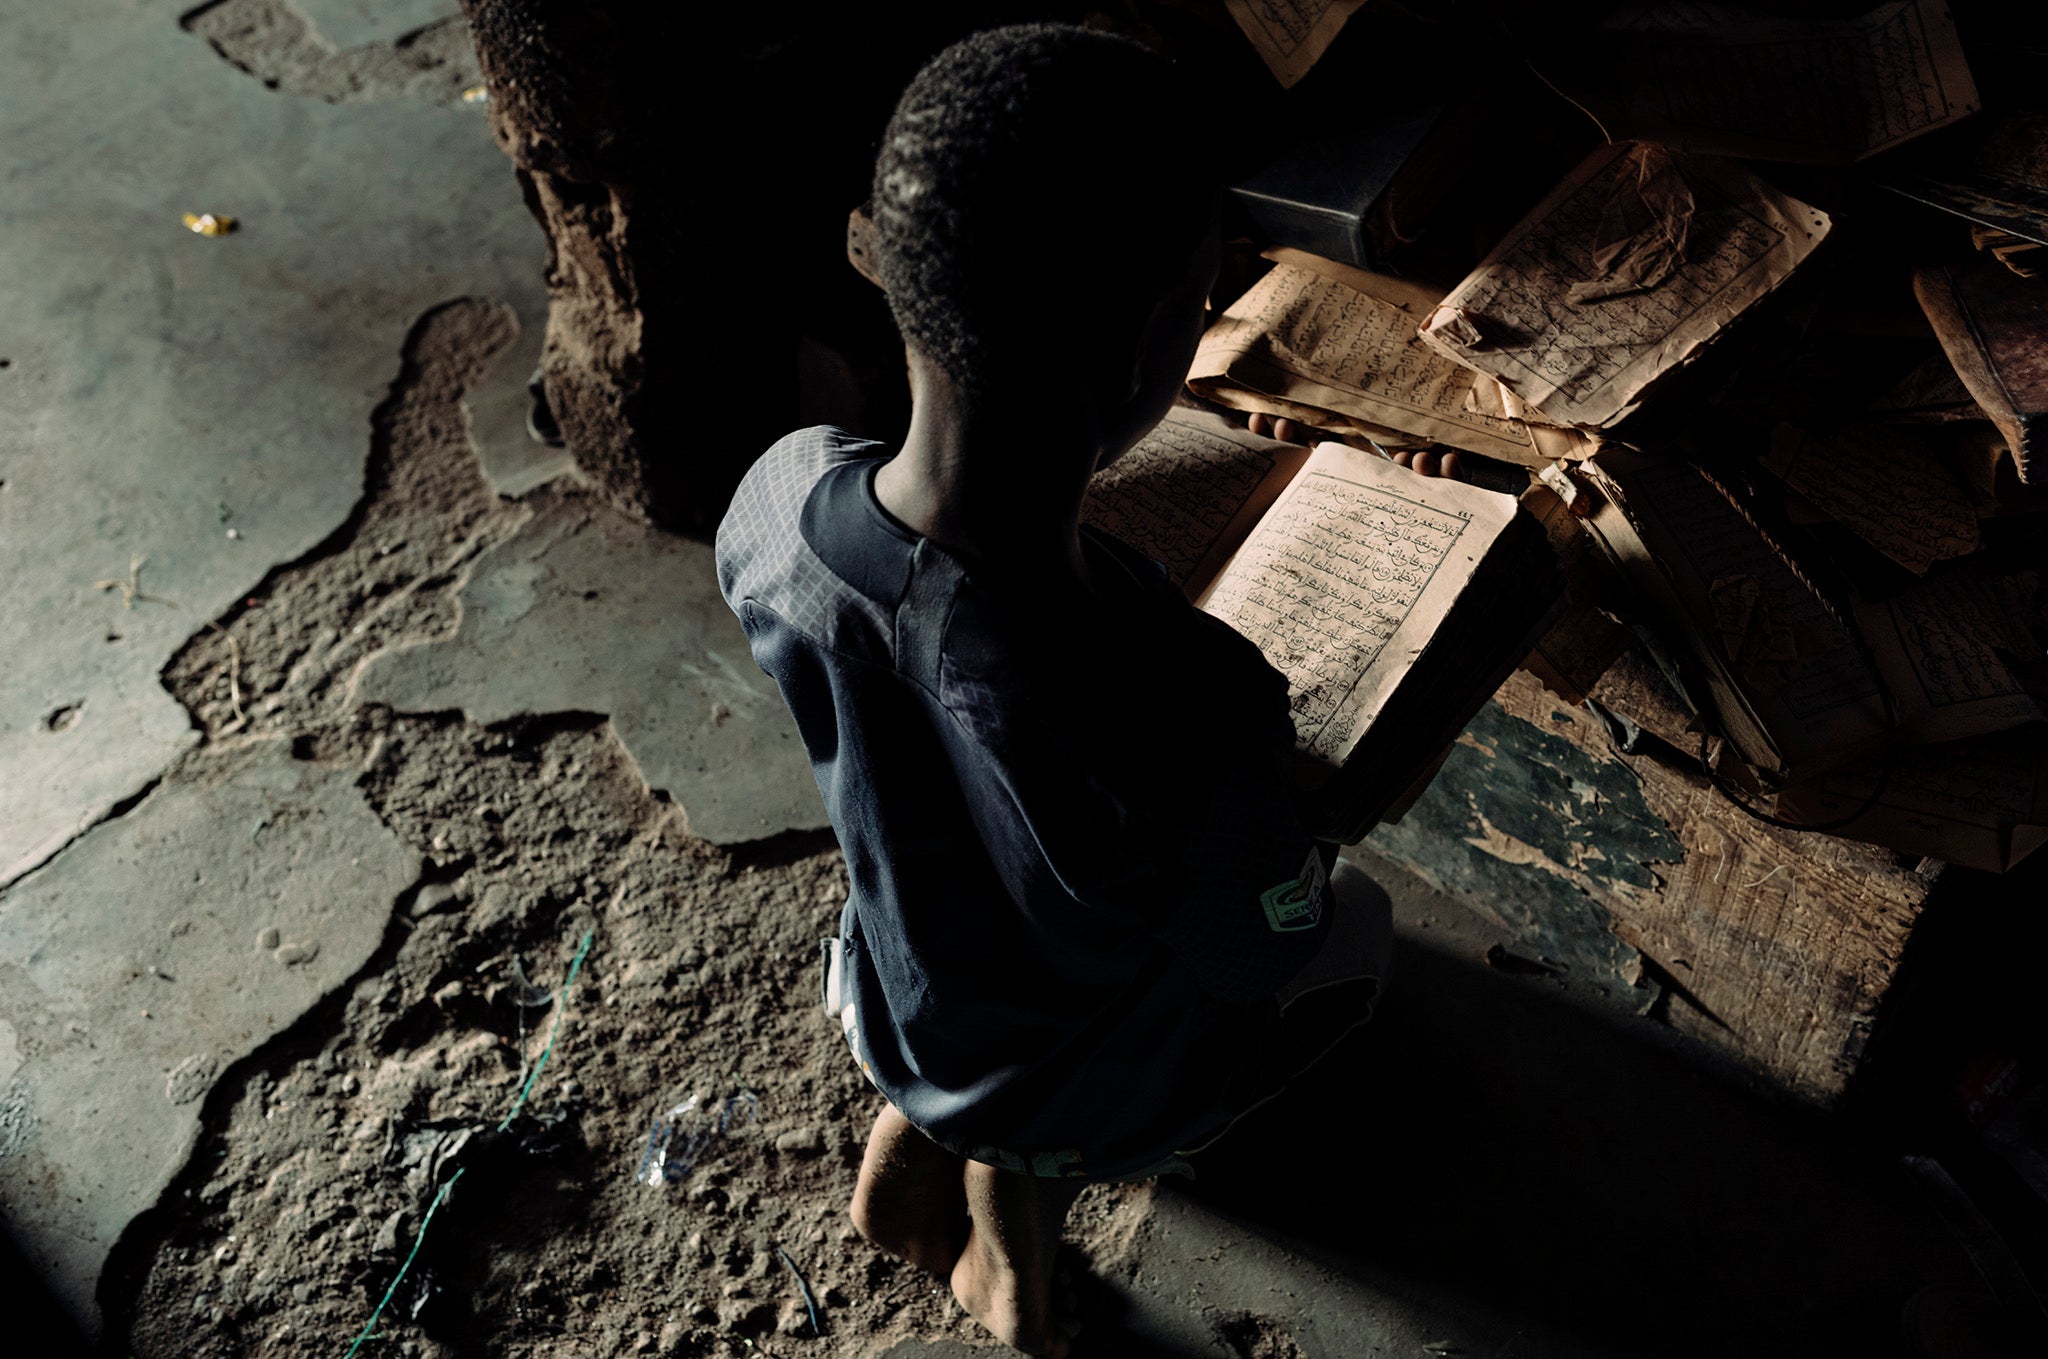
1914, 260, 2048, 485
1228, 96, 1478, 271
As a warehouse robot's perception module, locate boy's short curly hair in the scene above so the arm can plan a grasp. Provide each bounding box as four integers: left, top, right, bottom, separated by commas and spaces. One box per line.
871, 25, 1214, 402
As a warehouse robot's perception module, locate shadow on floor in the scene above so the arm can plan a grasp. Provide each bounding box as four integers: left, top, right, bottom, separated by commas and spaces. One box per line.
1, 1224, 91, 1356
1079, 930, 1987, 1359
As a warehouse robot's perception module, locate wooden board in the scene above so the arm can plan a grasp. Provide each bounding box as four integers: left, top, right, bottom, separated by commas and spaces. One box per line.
1373, 667, 1941, 1105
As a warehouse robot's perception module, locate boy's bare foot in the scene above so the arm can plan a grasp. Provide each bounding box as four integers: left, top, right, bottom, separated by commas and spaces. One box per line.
1242, 411, 1464, 480
950, 1160, 1086, 1357
849, 1102, 970, 1275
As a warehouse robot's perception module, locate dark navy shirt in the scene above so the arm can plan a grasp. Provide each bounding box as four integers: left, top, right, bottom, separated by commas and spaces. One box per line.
716, 426, 1329, 1176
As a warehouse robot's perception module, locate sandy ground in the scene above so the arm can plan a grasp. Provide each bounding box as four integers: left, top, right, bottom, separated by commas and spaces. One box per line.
92, 299, 1176, 1359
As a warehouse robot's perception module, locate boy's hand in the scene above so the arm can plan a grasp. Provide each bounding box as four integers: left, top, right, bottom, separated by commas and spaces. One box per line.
1243, 411, 1310, 446
1243, 411, 1464, 480
1378, 446, 1465, 480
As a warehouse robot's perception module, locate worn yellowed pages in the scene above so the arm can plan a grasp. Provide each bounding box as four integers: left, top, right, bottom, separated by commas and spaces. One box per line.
1518, 483, 1633, 704
1466, 376, 1599, 464
1195, 443, 1518, 765
1857, 575, 2043, 745
1775, 730, 2048, 873
1191, 250, 1557, 466
1576, 449, 1889, 781
1762, 424, 1979, 574
1588, 0, 1980, 164
1082, 408, 1309, 593
1224, 0, 1369, 88
1418, 144, 1831, 429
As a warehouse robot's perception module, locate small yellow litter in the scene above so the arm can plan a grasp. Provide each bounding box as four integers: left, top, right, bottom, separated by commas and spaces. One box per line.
182, 212, 237, 237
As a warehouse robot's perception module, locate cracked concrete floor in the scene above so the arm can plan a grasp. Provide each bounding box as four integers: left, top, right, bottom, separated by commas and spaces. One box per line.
0, 3, 2000, 1357
0, 0, 819, 1346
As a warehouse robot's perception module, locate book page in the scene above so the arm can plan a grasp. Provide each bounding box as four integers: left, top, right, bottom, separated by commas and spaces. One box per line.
1518, 483, 1632, 703
1858, 575, 2044, 744
1195, 444, 1517, 765
1224, 0, 1369, 88
1580, 448, 1888, 779
1417, 144, 1831, 429
1589, 0, 1979, 164
1874, 113, 2048, 248
1190, 251, 1549, 466
1775, 730, 2048, 873
1762, 424, 1979, 574
1082, 408, 1309, 593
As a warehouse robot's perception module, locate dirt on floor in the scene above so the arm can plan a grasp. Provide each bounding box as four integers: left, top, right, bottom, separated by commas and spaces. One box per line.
105, 298, 1163, 1357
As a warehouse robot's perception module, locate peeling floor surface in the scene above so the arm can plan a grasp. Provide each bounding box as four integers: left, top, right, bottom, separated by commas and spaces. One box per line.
0, 3, 2003, 1357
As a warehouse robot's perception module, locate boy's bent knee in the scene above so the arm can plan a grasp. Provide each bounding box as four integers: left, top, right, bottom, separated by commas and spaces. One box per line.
849, 1177, 967, 1274
850, 1108, 971, 1272
847, 1181, 901, 1250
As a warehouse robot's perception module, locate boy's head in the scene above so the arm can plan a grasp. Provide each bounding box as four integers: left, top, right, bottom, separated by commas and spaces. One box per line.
871, 25, 1218, 441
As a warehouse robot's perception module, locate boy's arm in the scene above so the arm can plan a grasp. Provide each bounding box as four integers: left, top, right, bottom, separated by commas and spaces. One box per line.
1145, 715, 1334, 1007
944, 691, 1332, 1009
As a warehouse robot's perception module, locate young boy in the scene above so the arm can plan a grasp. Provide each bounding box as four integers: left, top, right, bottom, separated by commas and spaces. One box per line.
717, 25, 1393, 1355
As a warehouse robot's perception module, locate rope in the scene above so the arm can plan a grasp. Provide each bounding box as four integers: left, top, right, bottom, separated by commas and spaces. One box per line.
1697, 731, 1897, 835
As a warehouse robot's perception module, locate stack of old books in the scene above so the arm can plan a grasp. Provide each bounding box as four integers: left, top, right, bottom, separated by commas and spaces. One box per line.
1081, 0, 2048, 871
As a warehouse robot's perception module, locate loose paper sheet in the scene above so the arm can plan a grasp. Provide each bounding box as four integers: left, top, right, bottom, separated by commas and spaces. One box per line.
1858, 574, 2044, 744
1587, 0, 1980, 164
1775, 729, 2048, 873
1224, 0, 1369, 88
1519, 483, 1633, 703
1418, 144, 1832, 429
1468, 376, 1598, 464
1762, 424, 1979, 574
1870, 352, 1982, 422
1196, 443, 1517, 765
1579, 448, 1888, 779
1191, 251, 1555, 466
1082, 408, 1308, 592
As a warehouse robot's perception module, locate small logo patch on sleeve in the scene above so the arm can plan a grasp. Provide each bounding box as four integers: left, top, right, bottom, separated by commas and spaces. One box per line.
1260, 845, 1331, 932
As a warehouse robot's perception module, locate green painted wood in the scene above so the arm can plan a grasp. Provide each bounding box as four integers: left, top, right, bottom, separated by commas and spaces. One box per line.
1367, 697, 1684, 1009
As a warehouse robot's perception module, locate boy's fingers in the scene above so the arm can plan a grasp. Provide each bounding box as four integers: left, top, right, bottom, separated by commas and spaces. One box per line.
1246, 412, 1272, 437
1440, 451, 1465, 481
1414, 450, 1440, 477
1391, 450, 1415, 468
1273, 417, 1301, 444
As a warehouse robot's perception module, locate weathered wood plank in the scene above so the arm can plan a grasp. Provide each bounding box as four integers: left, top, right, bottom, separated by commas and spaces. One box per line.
1371, 668, 1939, 1104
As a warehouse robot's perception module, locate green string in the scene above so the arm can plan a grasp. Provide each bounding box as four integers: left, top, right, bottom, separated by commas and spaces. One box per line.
342, 1167, 463, 1358
340, 928, 594, 1354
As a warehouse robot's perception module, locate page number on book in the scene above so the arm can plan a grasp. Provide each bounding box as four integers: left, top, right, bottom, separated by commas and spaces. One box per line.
1261, 846, 1330, 933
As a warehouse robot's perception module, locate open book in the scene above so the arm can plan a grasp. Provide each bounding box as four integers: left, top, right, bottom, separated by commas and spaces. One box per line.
1190, 249, 1586, 468
1084, 407, 1562, 842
